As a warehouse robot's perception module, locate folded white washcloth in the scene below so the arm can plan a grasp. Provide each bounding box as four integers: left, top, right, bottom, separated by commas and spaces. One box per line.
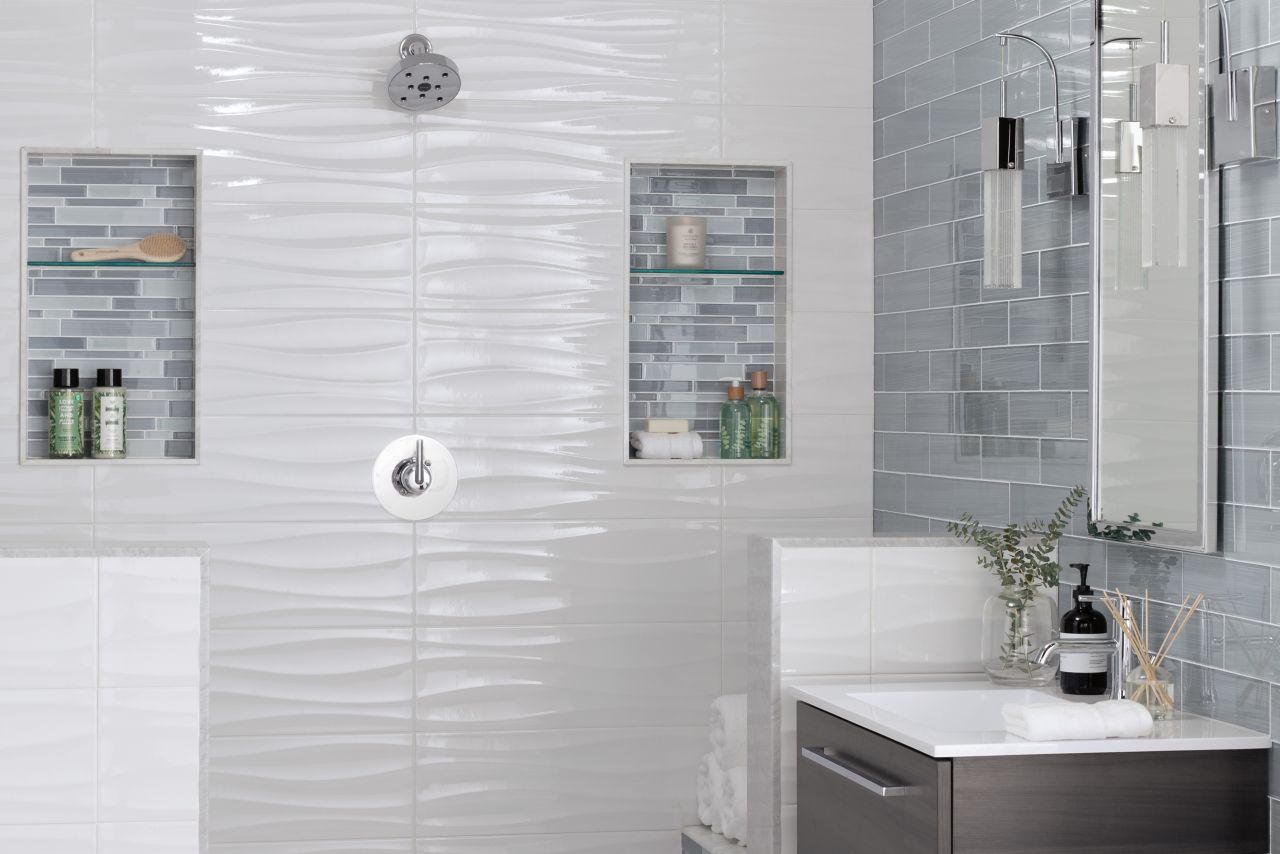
696, 752, 714, 826
1003, 700, 1154, 741
705, 753, 726, 834
710, 694, 749, 769
720, 766, 749, 845
630, 430, 704, 460
1096, 699, 1155, 738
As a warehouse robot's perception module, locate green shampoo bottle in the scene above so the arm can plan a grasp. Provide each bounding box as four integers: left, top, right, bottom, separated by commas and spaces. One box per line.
719, 378, 751, 459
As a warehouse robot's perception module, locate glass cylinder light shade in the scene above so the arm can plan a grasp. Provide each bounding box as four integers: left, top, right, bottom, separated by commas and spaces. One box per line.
1115, 171, 1145, 288
981, 116, 1024, 290
1140, 122, 1189, 269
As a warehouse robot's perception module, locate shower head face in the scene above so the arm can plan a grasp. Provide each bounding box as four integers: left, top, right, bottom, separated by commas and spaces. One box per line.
387, 37, 461, 112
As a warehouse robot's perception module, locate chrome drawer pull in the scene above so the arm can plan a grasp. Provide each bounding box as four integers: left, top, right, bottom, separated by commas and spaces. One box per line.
800, 747, 910, 797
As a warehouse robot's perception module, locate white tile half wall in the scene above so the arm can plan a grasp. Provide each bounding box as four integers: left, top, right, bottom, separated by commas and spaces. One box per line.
0, 549, 205, 853
747, 537, 997, 854
0, 1, 875, 851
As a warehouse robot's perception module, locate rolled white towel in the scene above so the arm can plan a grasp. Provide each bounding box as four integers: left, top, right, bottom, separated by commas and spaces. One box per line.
710, 694, 748, 769
1003, 700, 1154, 741
1096, 699, 1154, 738
705, 753, 726, 834
630, 430, 704, 460
720, 766, 749, 845
696, 752, 714, 826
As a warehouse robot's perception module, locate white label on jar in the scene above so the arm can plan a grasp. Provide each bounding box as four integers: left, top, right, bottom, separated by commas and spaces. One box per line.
1058, 633, 1110, 673
98, 395, 126, 451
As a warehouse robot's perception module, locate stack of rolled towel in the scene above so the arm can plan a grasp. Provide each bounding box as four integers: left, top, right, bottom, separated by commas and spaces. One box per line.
696, 694, 748, 846
1003, 699, 1154, 741
630, 419, 704, 460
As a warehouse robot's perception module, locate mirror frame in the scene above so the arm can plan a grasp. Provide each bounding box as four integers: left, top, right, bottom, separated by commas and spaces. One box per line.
1088, 0, 1219, 553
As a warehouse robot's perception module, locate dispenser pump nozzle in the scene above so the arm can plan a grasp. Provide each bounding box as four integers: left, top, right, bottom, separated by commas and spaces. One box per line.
1069, 562, 1092, 601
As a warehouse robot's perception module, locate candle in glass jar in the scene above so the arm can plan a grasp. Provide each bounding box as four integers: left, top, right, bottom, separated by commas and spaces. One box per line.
666, 216, 707, 268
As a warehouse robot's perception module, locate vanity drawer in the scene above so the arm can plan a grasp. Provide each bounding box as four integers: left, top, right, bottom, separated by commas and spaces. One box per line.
797, 702, 952, 854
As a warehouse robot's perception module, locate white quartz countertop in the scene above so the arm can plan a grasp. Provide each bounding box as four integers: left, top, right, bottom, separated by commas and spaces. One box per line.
790, 679, 1272, 757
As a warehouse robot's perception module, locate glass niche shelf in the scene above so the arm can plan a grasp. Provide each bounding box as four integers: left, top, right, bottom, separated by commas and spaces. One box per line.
630, 267, 785, 276
28, 260, 195, 268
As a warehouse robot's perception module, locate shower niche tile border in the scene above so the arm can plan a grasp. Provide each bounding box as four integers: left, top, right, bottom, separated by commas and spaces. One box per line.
19, 148, 200, 465
625, 160, 791, 465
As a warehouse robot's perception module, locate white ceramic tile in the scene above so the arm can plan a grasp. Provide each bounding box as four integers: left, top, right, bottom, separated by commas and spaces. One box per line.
791, 311, 875, 413
0, 425, 93, 524
723, 414, 873, 519
417, 311, 621, 415
99, 556, 202, 687
211, 842, 412, 854
415, 728, 704, 835
0, 824, 95, 854
871, 545, 999, 673
426, 0, 719, 104
98, 821, 199, 854
98, 688, 200, 822
0, 689, 96, 824
416, 415, 721, 520
0, 93, 93, 199
94, 417, 413, 523
94, 95, 414, 205
0, 2, 92, 92
792, 210, 876, 313
208, 735, 415, 843
415, 832, 677, 853
202, 311, 414, 416
416, 623, 720, 730
0, 526, 95, 548
210, 628, 414, 736
96, 0, 412, 98
725, 1, 873, 108
722, 620, 748, 693
415, 101, 720, 206
779, 547, 873, 675
415, 207, 624, 311
97, 523, 414, 629
724, 106, 873, 210
0, 557, 95, 688
417, 520, 721, 626
200, 204, 415, 310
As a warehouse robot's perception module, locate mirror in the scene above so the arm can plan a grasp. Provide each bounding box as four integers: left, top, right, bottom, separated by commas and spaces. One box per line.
1092, 0, 1216, 551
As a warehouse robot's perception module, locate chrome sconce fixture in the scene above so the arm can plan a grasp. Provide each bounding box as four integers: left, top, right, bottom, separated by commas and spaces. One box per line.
1107, 37, 1145, 286
982, 38, 1025, 290
1211, 2, 1277, 164
1139, 22, 1191, 269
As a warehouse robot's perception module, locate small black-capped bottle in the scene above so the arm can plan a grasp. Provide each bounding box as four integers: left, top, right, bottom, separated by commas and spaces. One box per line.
1059, 563, 1110, 696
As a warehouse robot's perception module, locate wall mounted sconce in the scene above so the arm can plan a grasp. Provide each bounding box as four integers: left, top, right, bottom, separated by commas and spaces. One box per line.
1211, 2, 1277, 164
1140, 21, 1190, 269
982, 39, 1024, 290
1107, 37, 1145, 287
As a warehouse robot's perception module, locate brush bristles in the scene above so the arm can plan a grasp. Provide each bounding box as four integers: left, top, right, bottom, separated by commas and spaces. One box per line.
138, 232, 186, 260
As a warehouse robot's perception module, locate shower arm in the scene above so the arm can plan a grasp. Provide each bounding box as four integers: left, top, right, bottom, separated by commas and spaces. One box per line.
996, 32, 1065, 162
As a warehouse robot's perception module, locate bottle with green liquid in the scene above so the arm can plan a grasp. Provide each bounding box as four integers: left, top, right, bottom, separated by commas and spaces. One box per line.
719, 378, 751, 459
48, 368, 85, 459
748, 370, 781, 459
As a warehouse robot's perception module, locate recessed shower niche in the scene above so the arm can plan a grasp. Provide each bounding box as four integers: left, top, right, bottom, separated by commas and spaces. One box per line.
625, 161, 790, 463
20, 149, 199, 463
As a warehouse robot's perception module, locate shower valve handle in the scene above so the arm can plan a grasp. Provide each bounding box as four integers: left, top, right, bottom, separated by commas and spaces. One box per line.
393, 438, 432, 496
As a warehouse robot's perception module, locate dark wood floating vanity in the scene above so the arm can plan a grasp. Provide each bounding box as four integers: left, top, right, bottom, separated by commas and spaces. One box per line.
797, 702, 1269, 854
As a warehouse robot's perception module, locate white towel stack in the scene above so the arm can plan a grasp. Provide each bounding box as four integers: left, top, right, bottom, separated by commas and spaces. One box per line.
1003, 699, 1154, 742
696, 694, 749, 847
630, 430, 704, 460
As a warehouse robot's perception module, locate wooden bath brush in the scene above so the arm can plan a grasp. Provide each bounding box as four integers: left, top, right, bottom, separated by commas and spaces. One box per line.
71, 232, 187, 264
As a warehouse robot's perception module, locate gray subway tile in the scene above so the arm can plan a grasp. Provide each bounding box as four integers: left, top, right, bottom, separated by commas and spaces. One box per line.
875, 233, 906, 275
875, 312, 907, 353
880, 270, 933, 313
875, 393, 907, 431
929, 348, 980, 391
956, 302, 1008, 346
1039, 245, 1089, 295
981, 436, 1040, 482
883, 351, 932, 391
881, 186, 931, 233
1224, 220, 1271, 278
1041, 343, 1088, 389
931, 1, 981, 59
1184, 554, 1271, 621
904, 55, 956, 108
1223, 615, 1280, 682
1223, 392, 1280, 448
903, 307, 955, 351
957, 391, 1009, 434
1010, 296, 1072, 344
1009, 391, 1074, 437
903, 138, 955, 189
904, 392, 956, 433
1040, 438, 1088, 487
930, 434, 982, 478
903, 473, 1010, 523
875, 471, 908, 512
1180, 663, 1271, 734
1223, 278, 1280, 335
1106, 542, 1183, 602
905, 223, 955, 269
1224, 448, 1271, 507
929, 87, 981, 142
881, 23, 932, 78
874, 153, 907, 197
882, 432, 931, 473
980, 0, 1040, 37
1009, 483, 1084, 525
982, 345, 1040, 390
874, 74, 908, 118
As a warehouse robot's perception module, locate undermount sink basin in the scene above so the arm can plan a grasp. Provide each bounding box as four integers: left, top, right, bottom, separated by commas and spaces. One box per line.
790, 679, 1271, 757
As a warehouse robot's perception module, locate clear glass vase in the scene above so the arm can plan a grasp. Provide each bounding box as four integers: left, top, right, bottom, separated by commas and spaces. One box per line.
1124, 663, 1176, 721
982, 585, 1057, 686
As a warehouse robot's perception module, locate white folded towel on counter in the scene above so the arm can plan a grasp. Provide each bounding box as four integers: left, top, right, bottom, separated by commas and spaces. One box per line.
720, 765, 749, 846
1003, 699, 1153, 742
710, 693, 749, 769
630, 430, 704, 460
705, 753, 727, 834
696, 753, 714, 826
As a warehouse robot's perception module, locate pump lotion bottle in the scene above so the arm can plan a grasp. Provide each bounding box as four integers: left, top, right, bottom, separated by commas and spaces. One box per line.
1059, 563, 1109, 696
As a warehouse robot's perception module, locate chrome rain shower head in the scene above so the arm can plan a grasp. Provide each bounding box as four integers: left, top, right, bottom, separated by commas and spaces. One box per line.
387, 34, 461, 112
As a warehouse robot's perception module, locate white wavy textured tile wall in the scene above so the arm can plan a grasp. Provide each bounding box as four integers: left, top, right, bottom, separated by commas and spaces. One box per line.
210, 629, 415, 735
414, 728, 705, 836
200, 205, 415, 310
202, 311, 415, 416
0, 2, 91, 93
0, 824, 95, 854
94, 418, 413, 523
210, 841, 412, 854
0, 689, 96, 824
414, 832, 676, 853
414, 101, 720, 206
208, 735, 415, 843
415, 415, 722, 519
0, 426, 93, 525
416, 311, 621, 415
416, 520, 721, 625
0, 557, 96, 688
415, 207, 622, 311
425, 1, 721, 104
94, 97, 415, 205
416, 623, 721, 730
95, 0, 412, 98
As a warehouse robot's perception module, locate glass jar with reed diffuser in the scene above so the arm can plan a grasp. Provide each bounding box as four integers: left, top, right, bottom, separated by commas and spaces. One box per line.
1100, 589, 1203, 722
1124, 662, 1177, 720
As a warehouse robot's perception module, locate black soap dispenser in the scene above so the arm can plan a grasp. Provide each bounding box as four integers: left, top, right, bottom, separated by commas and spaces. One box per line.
1059, 563, 1110, 696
